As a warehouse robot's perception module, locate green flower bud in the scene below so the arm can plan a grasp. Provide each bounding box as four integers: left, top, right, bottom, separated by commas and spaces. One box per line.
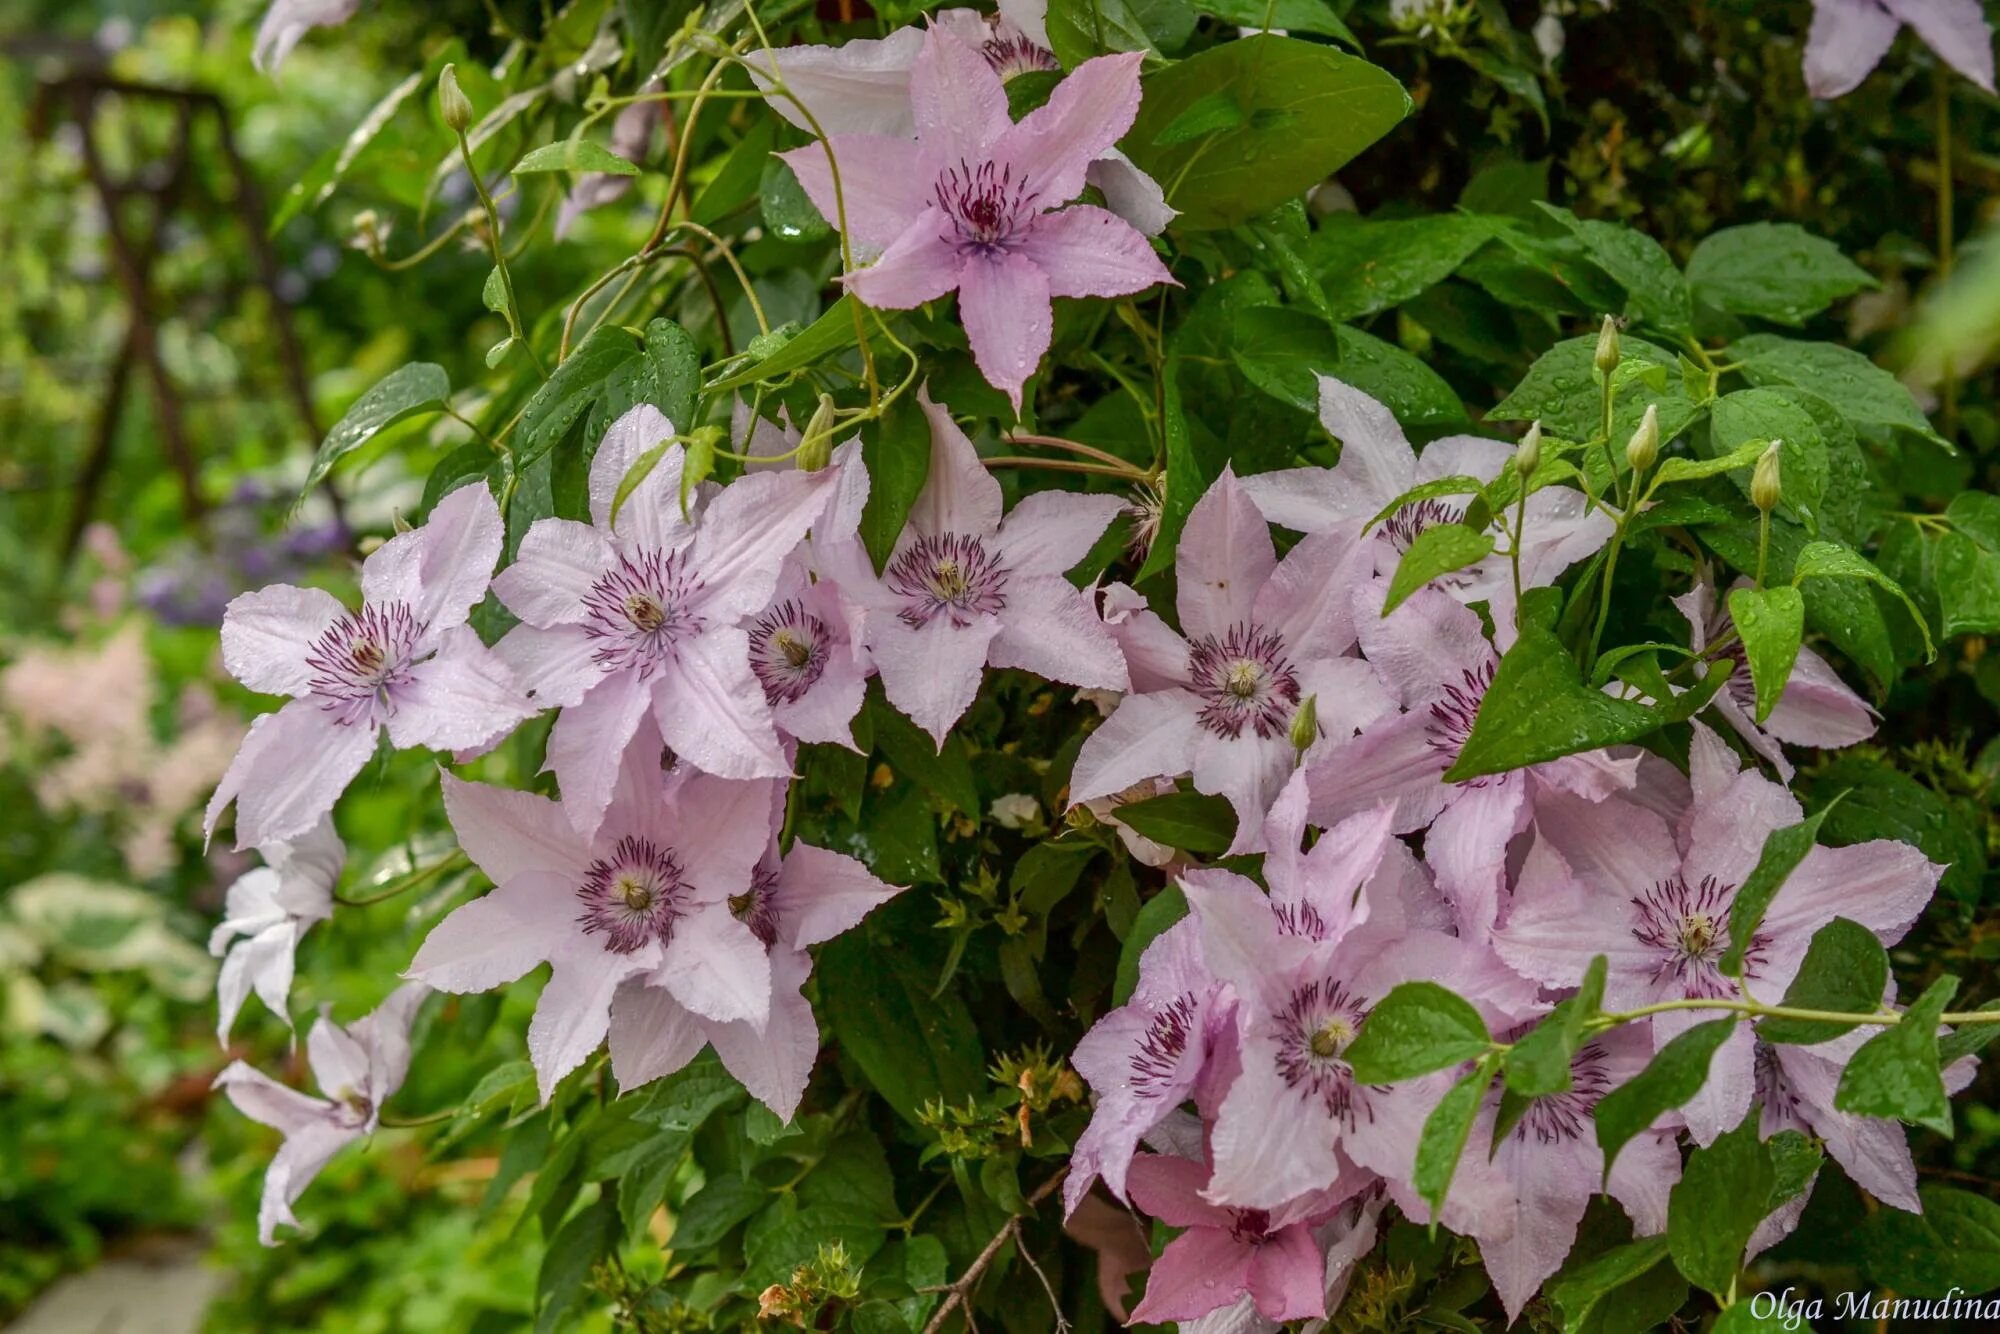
1625, 403, 1660, 473
1289, 694, 1320, 753
1594, 315, 1621, 375
1752, 441, 1783, 513
1515, 420, 1543, 478
438, 65, 474, 134
796, 393, 837, 472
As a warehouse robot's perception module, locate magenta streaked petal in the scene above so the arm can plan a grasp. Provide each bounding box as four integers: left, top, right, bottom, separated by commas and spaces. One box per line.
995, 50, 1146, 207
360, 481, 503, 636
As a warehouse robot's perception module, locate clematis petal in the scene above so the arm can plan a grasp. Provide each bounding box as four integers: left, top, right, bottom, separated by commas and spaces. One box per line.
1885, 0, 1995, 93
688, 468, 842, 623
1017, 205, 1172, 299
1658, 1008, 1754, 1146
547, 667, 654, 841
650, 628, 791, 779
387, 625, 536, 753
360, 481, 503, 635
1530, 789, 1679, 902
1237, 465, 1346, 535
1128, 1227, 1260, 1324
495, 622, 604, 708
910, 23, 1013, 164
867, 613, 1002, 746
1255, 529, 1373, 664
957, 249, 1054, 414
1763, 646, 1877, 746
706, 948, 820, 1122
1086, 149, 1176, 237
771, 842, 903, 950
1068, 689, 1202, 804
252, 0, 362, 75
1246, 1223, 1330, 1320
1194, 729, 1294, 856
658, 906, 772, 1028
492, 519, 613, 627
221, 584, 348, 697
1803, 0, 1901, 98
993, 490, 1130, 577
746, 26, 925, 137
1355, 584, 1494, 709
996, 50, 1146, 207
1314, 376, 1419, 514
1304, 711, 1453, 834
255, 1119, 357, 1246
663, 769, 773, 903
841, 211, 966, 309
529, 954, 650, 1102
991, 574, 1130, 692
216, 699, 379, 850
215, 1059, 332, 1135
909, 385, 1005, 538
441, 771, 585, 885
1176, 467, 1277, 641
405, 869, 575, 993
777, 136, 931, 258
1124, 1153, 1231, 1229
607, 981, 708, 1092
587, 406, 687, 549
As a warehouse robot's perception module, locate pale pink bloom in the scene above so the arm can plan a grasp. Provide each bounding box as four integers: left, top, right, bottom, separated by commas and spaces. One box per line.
406, 720, 775, 1101
848, 387, 1128, 744
1180, 777, 1525, 1209
493, 406, 841, 837
1125, 1153, 1348, 1323
555, 88, 660, 239
1673, 573, 1876, 780
1414, 1026, 1681, 1321
1070, 469, 1389, 855
1169, 1190, 1387, 1334
750, 3, 1174, 238
1495, 724, 1944, 1145
607, 803, 902, 1121
252, 0, 362, 73
1307, 584, 1639, 934
776, 28, 1174, 409
209, 483, 533, 850
1805, 0, 1994, 99
214, 981, 428, 1244
211, 817, 342, 1042
1239, 377, 1612, 642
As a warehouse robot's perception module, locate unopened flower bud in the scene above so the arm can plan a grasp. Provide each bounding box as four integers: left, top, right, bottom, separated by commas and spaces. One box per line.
1514, 421, 1543, 478
1625, 404, 1659, 473
1289, 694, 1320, 752
1752, 442, 1783, 513
1593, 315, 1621, 375
796, 393, 836, 472
438, 65, 474, 134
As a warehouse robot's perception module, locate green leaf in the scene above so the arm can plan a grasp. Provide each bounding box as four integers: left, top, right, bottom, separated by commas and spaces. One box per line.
757, 155, 832, 242
1504, 956, 1607, 1097
1444, 622, 1665, 783
1415, 1057, 1496, 1217
1125, 35, 1409, 231
1760, 918, 1892, 1045
302, 362, 450, 494
870, 689, 979, 810
517, 326, 642, 464
1726, 334, 1939, 441
1345, 982, 1493, 1084
1647, 437, 1766, 488
1802, 754, 1987, 905
1331, 324, 1467, 430
1860, 1185, 2000, 1296
858, 393, 931, 573
1721, 800, 1835, 976
1046, 0, 1195, 64
1537, 205, 1692, 334
1545, 1236, 1673, 1334
705, 294, 865, 393
1934, 532, 2000, 637
1385, 523, 1495, 614
272, 64, 429, 230
1686, 222, 1876, 326
1363, 475, 1489, 532
1190, 0, 1357, 43
667, 1174, 767, 1251
1792, 540, 1936, 660
514, 138, 641, 175
1307, 214, 1499, 321
689, 117, 776, 227
1939, 1000, 2000, 1066
744, 1194, 887, 1289
1113, 884, 1188, 1006
1710, 388, 1829, 531
1594, 1017, 1736, 1177
1137, 346, 1202, 583
1667, 1113, 1776, 1296
535, 1190, 618, 1334
629, 1049, 747, 1131
818, 918, 985, 1123
1488, 334, 1697, 451
1947, 491, 2000, 549
1835, 974, 1960, 1135
1111, 790, 1237, 855
1725, 585, 1804, 725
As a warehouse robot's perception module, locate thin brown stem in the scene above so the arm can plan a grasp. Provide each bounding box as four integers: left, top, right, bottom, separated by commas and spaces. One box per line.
920, 1170, 1066, 1334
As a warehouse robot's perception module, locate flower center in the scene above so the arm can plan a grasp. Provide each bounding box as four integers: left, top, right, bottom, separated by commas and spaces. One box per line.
1129, 993, 1197, 1101
305, 601, 424, 726
886, 533, 1011, 629
935, 159, 1034, 253
1381, 497, 1466, 554
1425, 660, 1501, 782
748, 599, 831, 705
581, 550, 703, 677
980, 28, 1060, 82
730, 867, 782, 949
1188, 623, 1301, 740
577, 836, 687, 954
1514, 1041, 1613, 1144
1631, 873, 1770, 997
1226, 1208, 1274, 1245
1273, 977, 1374, 1127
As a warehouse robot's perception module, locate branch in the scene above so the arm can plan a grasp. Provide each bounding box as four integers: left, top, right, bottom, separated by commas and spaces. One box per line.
920, 1169, 1067, 1334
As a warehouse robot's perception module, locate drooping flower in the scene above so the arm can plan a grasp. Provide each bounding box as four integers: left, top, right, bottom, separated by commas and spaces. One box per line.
405, 719, 775, 1101
849, 387, 1128, 744
1804, 0, 1994, 100
252, 0, 362, 74
751, 3, 1175, 238
606, 798, 902, 1121
208, 482, 535, 849
1495, 723, 1944, 1144
493, 405, 841, 837
1124, 1152, 1349, 1323
1237, 376, 1612, 641
1306, 584, 1639, 934
214, 981, 428, 1244
776, 27, 1174, 409
1673, 571, 1876, 779
211, 817, 343, 1042
1070, 467, 1390, 854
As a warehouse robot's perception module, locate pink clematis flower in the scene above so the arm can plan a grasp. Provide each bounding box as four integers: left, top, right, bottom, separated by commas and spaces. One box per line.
1416, 1026, 1683, 1321
1804, 0, 1994, 100
492, 405, 841, 838
606, 796, 902, 1120
1673, 571, 1876, 779
1307, 583, 1638, 934
777, 27, 1174, 409
214, 981, 428, 1244
211, 817, 343, 1042
405, 720, 775, 1101
1069, 467, 1390, 855
1125, 1152, 1348, 1323
209, 482, 534, 849
1238, 377, 1612, 642
1495, 724, 1944, 1145
851, 387, 1128, 744
750, 2, 1175, 239
252, 0, 361, 74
